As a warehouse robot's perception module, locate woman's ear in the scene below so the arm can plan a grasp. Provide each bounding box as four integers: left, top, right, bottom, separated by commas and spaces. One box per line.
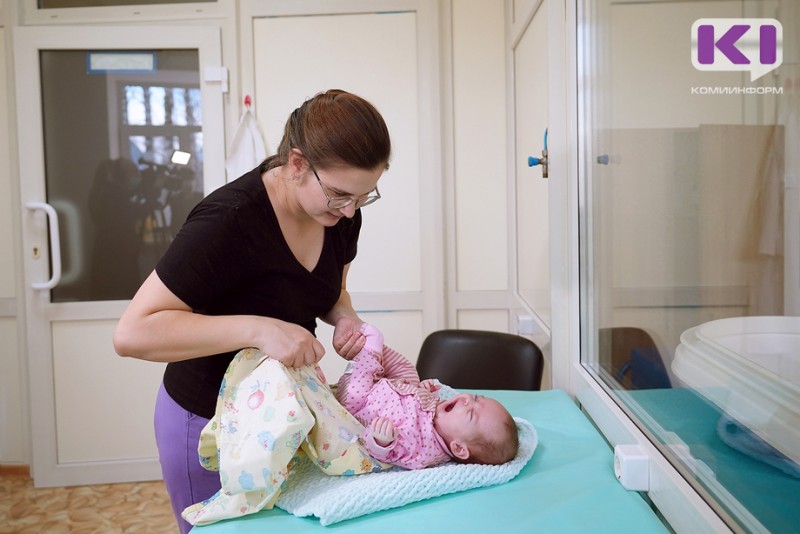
449, 440, 470, 460
287, 148, 309, 178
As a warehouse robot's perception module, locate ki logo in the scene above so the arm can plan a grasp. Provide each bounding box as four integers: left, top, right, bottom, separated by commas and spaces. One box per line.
691, 18, 783, 82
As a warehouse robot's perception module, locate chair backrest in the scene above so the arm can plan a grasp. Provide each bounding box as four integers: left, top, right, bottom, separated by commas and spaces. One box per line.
416, 329, 544, 391
598, 327, 671, 390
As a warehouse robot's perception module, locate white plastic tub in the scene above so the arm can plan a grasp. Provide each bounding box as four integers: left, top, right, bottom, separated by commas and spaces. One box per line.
672, 316, 800, 465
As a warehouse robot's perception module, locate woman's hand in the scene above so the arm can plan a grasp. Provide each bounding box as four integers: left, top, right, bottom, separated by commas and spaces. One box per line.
332, 316, 366, 360
258, 319, 325, 368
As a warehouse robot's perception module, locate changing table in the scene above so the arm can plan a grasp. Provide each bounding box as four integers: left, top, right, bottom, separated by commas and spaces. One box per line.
191, 389, 667, 533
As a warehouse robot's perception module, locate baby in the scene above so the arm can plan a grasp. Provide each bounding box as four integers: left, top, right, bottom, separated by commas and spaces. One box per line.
335, 324, 519, 470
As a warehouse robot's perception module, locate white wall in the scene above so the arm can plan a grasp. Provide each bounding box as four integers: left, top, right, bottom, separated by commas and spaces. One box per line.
0, 0, 544, 468
449, 0, 516, 331
0, 318, 23, 463
0, 19, 27, 465
452, 0, 508, 293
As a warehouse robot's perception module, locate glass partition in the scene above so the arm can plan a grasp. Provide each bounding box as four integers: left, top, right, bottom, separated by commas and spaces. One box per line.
579, 0, 799, 531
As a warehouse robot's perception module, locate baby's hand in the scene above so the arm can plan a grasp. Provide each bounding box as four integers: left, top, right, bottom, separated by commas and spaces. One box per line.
370, 417, 397, 447
419, 379, 441, 393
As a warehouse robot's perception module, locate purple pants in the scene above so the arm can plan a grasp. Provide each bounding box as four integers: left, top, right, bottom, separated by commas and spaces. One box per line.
154, 383, 221, 534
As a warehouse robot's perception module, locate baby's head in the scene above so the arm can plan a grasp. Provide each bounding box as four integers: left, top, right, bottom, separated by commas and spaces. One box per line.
433, 393, 518, 465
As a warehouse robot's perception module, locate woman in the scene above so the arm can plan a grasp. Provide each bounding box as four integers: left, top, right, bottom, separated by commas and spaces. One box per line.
113, 89, 391, 533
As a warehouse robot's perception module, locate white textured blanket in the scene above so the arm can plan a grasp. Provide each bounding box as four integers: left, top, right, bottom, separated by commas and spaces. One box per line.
274, 415, 538, 526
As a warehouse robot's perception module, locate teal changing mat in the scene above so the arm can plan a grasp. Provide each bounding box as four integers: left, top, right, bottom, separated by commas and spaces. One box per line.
192, 389, 666, 533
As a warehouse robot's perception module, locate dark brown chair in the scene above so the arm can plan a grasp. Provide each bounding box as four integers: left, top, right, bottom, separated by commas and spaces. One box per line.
416, 329, 544, 391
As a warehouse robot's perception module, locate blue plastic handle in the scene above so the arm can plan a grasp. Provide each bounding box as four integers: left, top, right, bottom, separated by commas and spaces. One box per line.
528, 128, 548, 167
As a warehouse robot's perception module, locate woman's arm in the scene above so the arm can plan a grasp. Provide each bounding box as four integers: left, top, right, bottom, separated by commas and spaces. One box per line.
113, 270, 324, 367
321, 263, 367, 359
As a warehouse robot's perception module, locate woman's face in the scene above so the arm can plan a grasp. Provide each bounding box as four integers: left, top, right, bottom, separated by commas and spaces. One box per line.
300, 163, 384, 226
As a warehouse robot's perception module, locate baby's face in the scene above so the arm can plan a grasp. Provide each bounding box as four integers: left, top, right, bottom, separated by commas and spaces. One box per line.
433, 393, 508, 446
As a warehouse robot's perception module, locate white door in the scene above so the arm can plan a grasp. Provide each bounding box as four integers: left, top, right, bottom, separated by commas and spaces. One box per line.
511, 0, 567, 388
514, 0, 551, 325
239, 2, 443, 380
14, 25, 225, 487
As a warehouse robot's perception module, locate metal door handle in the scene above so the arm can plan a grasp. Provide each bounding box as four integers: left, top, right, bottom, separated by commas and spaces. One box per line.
26, 202, 62, 290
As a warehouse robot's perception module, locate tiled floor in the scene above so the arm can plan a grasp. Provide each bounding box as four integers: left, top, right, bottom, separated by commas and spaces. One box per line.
0, 467, 176, 533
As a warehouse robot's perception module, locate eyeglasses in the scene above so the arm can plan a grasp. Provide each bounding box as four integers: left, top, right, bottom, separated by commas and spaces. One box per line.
307, 161, 381, 209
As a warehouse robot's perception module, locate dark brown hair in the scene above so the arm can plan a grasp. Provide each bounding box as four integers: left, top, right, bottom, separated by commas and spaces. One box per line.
261, 89, 391, 172
462, 409, 519, 466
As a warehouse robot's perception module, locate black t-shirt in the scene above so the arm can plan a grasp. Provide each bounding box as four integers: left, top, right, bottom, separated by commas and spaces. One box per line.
156, 167, 362, 418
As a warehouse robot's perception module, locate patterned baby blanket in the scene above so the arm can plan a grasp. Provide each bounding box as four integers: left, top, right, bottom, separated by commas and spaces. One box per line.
183, 348, 537, 526
183, 348, 391, 526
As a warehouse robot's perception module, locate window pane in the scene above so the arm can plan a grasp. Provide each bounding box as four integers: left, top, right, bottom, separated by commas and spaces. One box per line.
191, 131, 203, 171
189, 88, 202, 125
124, 85, 145, 125
148, 86, 166, 126
579, 1, 799, 532
170, 87, 187, 126
39, 49, 202, 303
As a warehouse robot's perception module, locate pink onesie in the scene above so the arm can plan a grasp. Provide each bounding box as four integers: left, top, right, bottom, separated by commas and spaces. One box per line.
335, 325, 453, 470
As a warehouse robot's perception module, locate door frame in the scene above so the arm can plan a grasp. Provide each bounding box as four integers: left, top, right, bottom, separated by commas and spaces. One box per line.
14, 24, 225, 486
